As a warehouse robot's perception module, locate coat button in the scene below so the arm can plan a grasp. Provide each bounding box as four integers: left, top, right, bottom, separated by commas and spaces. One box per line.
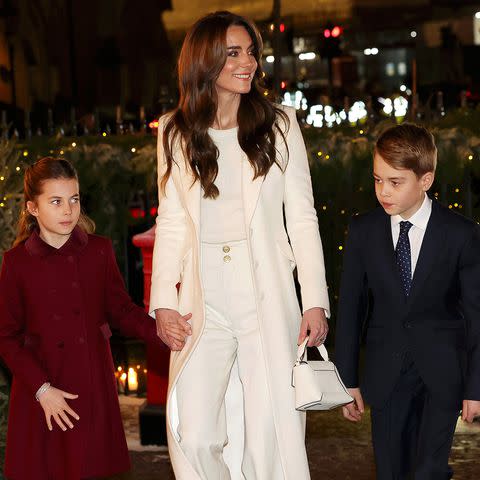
67, 256, 74, 263
223, 255, 231, 263
78, 337, 85, 344
223, 245, 230, 253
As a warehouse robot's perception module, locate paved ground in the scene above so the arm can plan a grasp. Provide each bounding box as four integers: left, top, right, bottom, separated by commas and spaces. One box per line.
109, 395, 480, 480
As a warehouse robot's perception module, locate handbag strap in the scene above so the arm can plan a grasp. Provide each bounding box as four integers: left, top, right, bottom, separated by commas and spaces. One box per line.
296, 337, 329, 363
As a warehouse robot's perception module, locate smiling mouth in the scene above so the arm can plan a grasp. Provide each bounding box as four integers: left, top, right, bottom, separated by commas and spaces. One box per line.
233, 73, 252, 80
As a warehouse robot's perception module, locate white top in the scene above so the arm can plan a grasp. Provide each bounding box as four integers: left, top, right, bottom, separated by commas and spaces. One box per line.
200, 126, 247, 243
390, 194, 432, 276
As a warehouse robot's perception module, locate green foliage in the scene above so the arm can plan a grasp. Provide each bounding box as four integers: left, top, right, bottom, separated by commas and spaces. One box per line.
0, 142, 24, 260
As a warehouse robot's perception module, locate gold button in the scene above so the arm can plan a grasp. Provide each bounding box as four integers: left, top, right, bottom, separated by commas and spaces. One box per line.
223, 245, 230, 253
223, 255, 231, 263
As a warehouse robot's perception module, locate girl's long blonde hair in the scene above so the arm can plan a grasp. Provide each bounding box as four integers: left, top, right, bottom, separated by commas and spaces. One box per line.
13, 157, 95, 247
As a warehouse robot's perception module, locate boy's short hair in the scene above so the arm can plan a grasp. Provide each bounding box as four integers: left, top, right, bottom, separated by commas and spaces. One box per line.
375, 123, 437, 177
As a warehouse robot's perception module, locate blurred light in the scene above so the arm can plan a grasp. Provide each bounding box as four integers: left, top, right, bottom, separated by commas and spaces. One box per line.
331, 26, 342, 38
371, 47, 379, 55
16, 166, 20, 171
270, 23, 275, 31
299, 52, 316, 60
411, 31, 417, 38
476, 12, 480, 19
400, 85, 407, 92
149, 120, 159, 129
359, 130, 364, 134
131, 147, 136, 153
455, 188, 460, 193
102, 132, 107, 137
281, 81, 286, 89
338, 246, 344, 251
71, 142, 76, 147
280, 23, 285, 33
364, 48, 372, 55
266, 55, 275, 63
263, 91, 269, 96
23, 150, 28, 157
324, 29, 331, 38
60, 150, 64, 155
325, 155, 330, 160
468, 154, 474, 160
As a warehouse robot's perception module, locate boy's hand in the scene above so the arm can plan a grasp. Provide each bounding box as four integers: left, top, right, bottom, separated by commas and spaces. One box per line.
155, 308, 192, 351
462, 399, 480, 423
298, 307, 328, 347
342, 387, 365, 422
38, 386, 80, 431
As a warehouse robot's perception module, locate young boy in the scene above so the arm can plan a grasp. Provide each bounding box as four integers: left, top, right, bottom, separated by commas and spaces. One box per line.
334, 124, 480, 479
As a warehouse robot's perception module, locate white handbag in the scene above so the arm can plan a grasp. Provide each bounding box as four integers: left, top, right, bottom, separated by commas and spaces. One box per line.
291, 337, 353, 411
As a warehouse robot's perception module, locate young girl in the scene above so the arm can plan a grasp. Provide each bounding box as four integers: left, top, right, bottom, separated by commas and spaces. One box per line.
0, 157, 163, 479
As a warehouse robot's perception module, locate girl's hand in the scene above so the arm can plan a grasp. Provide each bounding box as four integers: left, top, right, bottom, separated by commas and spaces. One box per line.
38, 386, 80, 432
298, 307, 329, 347
155, 308, 192, 351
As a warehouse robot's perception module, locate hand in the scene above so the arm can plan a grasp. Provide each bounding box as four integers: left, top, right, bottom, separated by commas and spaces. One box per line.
462, 399, 480, 423
38, 386, 79, 432
298, 307, 328, 347
342, 387, 365, 422
155, 308, 192, 351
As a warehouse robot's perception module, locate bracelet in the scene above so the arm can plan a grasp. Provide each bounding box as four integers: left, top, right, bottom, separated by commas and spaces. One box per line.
35, 382, 51, 401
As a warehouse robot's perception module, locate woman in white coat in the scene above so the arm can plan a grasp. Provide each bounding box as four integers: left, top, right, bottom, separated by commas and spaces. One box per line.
150, 11, 330, 480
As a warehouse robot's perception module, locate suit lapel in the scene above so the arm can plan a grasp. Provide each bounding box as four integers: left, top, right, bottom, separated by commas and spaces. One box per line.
407, 201, 444, 307
375, 211, 405, 303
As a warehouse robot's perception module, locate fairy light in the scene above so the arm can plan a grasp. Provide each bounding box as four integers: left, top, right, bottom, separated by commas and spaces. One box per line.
455, 188, 459, 193
325, 154, 330, 160
23, 150, 28, 157
71, 142, 77, 147
60, 150, 64, 155
338, 246, 343, 251
317, 151, 322, 156
131, 147, 136, 153
468, 155, 473, 160
16, 166, 20, 171
102, 132, 107, 137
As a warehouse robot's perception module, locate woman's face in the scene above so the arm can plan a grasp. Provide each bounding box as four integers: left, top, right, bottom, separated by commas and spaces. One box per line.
215, 25, 258, 97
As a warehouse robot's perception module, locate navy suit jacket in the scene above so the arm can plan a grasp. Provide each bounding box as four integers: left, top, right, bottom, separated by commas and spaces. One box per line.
334, 200, 480, 409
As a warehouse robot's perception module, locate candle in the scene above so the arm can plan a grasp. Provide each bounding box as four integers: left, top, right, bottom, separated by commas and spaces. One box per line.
118, 372, 127, 393
128, 367, 138, 392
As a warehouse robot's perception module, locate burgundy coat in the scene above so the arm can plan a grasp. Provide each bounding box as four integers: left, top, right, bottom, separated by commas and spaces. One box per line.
0, 227, 163, 479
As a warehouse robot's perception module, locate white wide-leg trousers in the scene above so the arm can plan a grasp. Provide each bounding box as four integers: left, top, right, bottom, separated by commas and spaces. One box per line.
176, 240, 284, 480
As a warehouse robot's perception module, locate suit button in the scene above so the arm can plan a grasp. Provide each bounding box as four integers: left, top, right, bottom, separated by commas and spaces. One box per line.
78, 337, 85, 344
67, 256, 74, 263
222, 245, 230, 253
223, 255, 231, 263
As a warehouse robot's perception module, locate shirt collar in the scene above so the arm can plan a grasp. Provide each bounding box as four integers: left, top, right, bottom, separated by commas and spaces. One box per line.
25, 226, 89, 258
391, 194, 432, 231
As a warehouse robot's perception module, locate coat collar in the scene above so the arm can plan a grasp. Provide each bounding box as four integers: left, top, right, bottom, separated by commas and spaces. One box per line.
25, 226, 89, 258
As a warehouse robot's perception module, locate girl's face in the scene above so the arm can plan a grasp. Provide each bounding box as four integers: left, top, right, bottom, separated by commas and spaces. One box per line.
215, 25, 258, 97
27, 178, 81, 248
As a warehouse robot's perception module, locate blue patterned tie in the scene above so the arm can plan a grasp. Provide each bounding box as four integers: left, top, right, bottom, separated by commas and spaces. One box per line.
396, 221, 413, 296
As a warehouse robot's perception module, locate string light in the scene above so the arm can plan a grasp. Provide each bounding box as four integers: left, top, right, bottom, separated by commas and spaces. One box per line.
454, 203, 458, 207
325, 154, 330, 160
468, 155, 473, 160
317, 151, 322, 156
341, 209, 345, 214
131, 147, 136, 153
71, 142, 77, 147
455, 188, 459, 193
102, 132, 107, 137
60, 150, 64, 155
322, 205, 327, 210
16, 166, 20, 171
0, 176, 4, 181
23, 151, 28, 157
338, 246, 344, 251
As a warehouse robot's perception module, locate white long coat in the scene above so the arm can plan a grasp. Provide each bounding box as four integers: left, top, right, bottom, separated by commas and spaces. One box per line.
149, 106, 330, 479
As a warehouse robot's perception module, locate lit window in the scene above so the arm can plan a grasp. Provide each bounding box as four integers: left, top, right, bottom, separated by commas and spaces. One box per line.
398, 62, 407, 75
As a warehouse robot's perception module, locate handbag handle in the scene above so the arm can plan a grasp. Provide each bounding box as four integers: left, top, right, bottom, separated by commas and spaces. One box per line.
296, 337, 329, 363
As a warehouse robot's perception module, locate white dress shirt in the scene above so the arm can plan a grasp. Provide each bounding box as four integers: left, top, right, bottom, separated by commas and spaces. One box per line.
200, 126, 247, 243
391, 194, 432, 276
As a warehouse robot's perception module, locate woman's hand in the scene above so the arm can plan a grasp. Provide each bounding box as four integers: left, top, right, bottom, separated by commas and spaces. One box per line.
38, 386, 80, 431
298, 307, 328, 347
155, 308, 192, 351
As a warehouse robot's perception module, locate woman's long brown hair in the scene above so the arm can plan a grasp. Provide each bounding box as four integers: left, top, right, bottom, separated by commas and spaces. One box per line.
161, 11, 289, 198
13, 157, 95, 246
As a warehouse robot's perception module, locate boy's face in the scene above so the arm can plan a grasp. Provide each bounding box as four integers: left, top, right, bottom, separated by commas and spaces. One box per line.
373, 153, 434, 219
